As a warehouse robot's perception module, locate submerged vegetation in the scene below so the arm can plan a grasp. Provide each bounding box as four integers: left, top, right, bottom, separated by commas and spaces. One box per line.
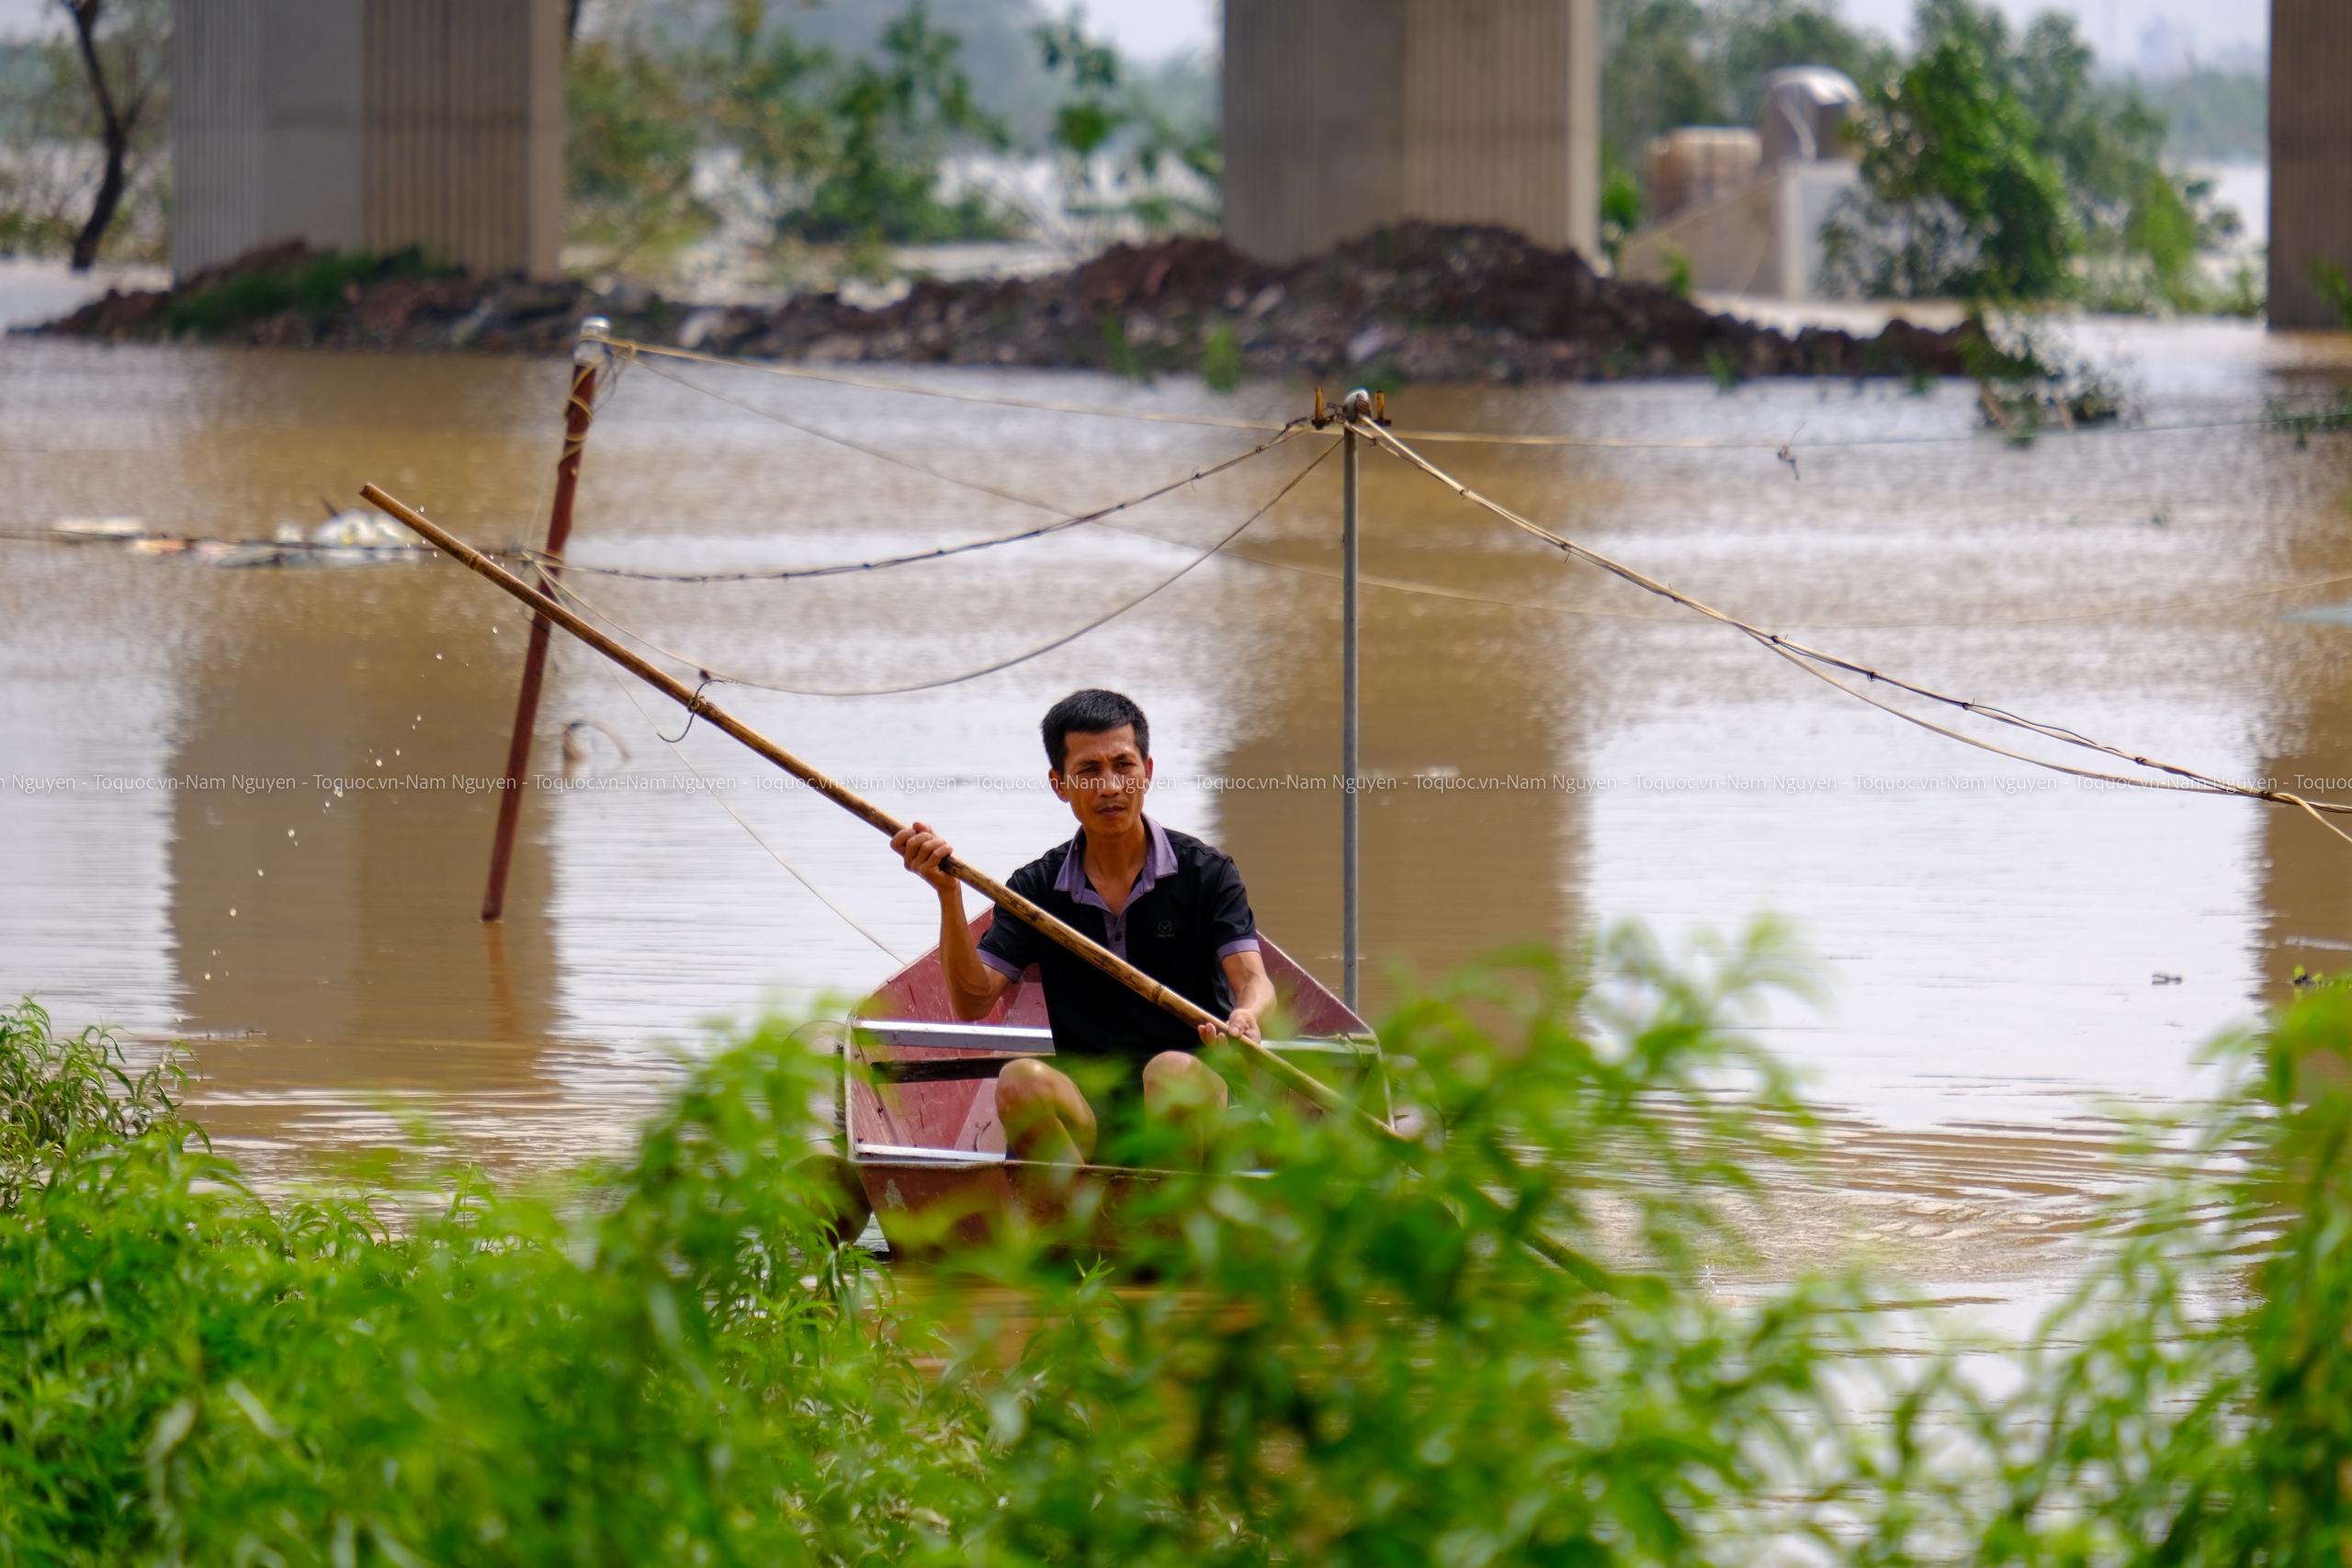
6, 928, 2352, 1562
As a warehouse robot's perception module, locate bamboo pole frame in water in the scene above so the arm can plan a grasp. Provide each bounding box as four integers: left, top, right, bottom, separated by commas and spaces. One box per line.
481, 320, 608, 923
360, 482, 1396, 1139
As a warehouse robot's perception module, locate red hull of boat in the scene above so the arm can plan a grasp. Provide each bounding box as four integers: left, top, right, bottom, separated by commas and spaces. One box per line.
846, 910, 1367, 1257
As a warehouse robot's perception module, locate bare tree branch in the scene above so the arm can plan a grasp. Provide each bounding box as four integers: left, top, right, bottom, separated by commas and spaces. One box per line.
61, 0, 130, 271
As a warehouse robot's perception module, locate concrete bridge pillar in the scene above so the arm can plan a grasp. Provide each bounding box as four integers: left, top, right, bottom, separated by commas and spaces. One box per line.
172, 0, 565, 282
2270, 0, 2352, 330
1222, 0, 1601, 265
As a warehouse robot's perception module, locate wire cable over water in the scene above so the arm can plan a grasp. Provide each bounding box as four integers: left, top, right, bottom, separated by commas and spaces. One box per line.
592, 658, 910, 964
528, 402, 1307, 584
558, 333, 2352, 824
542, 438, 1334, 698
1353, 417, 2352, 828
595, 333, 1283, 433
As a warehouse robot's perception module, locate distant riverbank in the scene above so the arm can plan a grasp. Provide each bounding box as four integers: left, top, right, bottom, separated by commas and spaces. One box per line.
29, 223, 1975, 385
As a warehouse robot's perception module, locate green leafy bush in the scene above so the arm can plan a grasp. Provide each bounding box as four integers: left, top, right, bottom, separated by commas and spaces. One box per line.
1825, 22, 2075, 301
11, 941, 2352, 1565
0, 929, 1866, 1565
1824, 1, 2244, 310
159, 248, 453, 338
568, 0, 1016, 276
1200, 322, 1243, 391
0, 999, 186, 1210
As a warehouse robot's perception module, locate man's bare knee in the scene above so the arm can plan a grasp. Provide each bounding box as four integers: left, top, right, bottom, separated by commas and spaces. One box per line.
1143, 1051, 1227, 1111
996, 1058, 1094, 1162
998, 1056, 1057, 1100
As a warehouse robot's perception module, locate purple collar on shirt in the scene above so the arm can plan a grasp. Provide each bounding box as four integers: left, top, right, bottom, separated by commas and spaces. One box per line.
1051, 816, 1176, 961
1056, 815, 1177, 909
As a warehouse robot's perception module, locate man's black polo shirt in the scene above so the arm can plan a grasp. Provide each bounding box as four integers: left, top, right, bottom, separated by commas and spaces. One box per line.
976, 816, 1259, 1065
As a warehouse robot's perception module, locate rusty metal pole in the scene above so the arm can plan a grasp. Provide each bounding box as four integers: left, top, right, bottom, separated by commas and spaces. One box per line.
481, 317, 608, 921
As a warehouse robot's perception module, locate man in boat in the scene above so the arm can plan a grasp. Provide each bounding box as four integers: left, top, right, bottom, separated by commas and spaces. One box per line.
890, 688, 1273, 1164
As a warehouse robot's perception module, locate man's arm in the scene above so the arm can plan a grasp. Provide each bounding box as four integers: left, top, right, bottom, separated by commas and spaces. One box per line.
1200, 948, 1275, 1044
891, 822, 1011, 1021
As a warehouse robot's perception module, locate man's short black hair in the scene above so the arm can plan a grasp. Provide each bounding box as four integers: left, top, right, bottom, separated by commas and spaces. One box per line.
1042, 689, 1149, 773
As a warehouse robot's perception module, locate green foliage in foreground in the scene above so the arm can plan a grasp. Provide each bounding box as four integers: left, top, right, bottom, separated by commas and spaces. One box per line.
6, 931, 2352, 1564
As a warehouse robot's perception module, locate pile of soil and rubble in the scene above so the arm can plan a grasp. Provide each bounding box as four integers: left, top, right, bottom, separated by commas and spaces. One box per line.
36, 224, 1973, 382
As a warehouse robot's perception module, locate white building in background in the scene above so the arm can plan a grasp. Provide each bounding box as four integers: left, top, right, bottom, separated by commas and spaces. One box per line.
1618, 68, 1862, 301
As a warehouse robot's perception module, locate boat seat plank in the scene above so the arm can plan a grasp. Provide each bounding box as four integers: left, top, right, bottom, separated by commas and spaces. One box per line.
867, 1055, 1049, 1084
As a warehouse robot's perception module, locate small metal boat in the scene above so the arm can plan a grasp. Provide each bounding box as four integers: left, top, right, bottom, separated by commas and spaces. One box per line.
844, 910, 1374, 1258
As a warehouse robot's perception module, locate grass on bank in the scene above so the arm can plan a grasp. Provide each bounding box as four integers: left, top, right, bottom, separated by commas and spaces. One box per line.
3, 926, 2351, 1565
157, 247, 458, 339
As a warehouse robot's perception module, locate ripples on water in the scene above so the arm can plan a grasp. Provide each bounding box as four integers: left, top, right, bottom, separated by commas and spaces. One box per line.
3, 320, 2349, 1292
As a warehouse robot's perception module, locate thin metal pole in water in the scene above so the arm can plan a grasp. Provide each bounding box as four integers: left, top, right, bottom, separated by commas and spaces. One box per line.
482, 317, 609, 922
1341, 411, 1361, 1010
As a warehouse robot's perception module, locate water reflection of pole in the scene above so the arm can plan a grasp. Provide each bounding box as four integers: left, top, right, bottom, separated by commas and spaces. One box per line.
1341, 413, 1360, 1010
482, 318, 609, 921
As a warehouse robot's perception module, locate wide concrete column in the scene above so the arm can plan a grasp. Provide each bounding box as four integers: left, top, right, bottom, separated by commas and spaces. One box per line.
2269, 0, 2352, 329
174, 0, 366, 276
1222, 0, 1600, 265
172, 0, 564, 281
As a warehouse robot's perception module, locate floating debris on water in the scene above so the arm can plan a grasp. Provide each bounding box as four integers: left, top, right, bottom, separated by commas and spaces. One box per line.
40, 509, 425, 567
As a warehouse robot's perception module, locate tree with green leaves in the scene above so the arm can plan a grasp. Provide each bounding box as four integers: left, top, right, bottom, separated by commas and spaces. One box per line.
1032, 13, 1218, 240
784, 4, 1010, 249
1826, 0, 2239, 308
567, 2, 1012, 278
1825, 20, 2075, 300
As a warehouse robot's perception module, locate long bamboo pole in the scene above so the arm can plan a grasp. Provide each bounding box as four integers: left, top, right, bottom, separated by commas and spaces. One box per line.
361, 482, 1395, 1135
1340, 421, 1360, 1010
481, 321, 609, 920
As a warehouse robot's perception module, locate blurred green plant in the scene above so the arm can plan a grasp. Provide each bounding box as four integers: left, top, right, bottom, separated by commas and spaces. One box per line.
1825, 0, 2244, 310
1962, 312, 2130, 437
1600, 164, 1645, 270
0, 928, 1865, 1564
1200, 321, 1242, 390
783, 5, 1012, 256
1033, 14, 1219, 240
2267, 389, 2352, 446
0, 998, 186, 1210
566, 26, 734, 271
2312, 260, 2352, 331
157, 247, 455, 338
16, 935, 2352, 1565
1825, 15, 2075, 301
567, 2, 1013, 279
1663, 243, 1696, 299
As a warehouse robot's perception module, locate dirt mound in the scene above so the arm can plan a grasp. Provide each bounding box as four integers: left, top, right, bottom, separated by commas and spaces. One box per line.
34, 226, 1970, 383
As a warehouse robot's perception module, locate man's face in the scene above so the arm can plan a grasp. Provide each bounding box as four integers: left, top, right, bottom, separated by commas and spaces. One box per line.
1050, 725, 1152, 834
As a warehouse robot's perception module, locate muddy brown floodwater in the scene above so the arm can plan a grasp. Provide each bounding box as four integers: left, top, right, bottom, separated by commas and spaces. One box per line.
6, 320, 2352, 1310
